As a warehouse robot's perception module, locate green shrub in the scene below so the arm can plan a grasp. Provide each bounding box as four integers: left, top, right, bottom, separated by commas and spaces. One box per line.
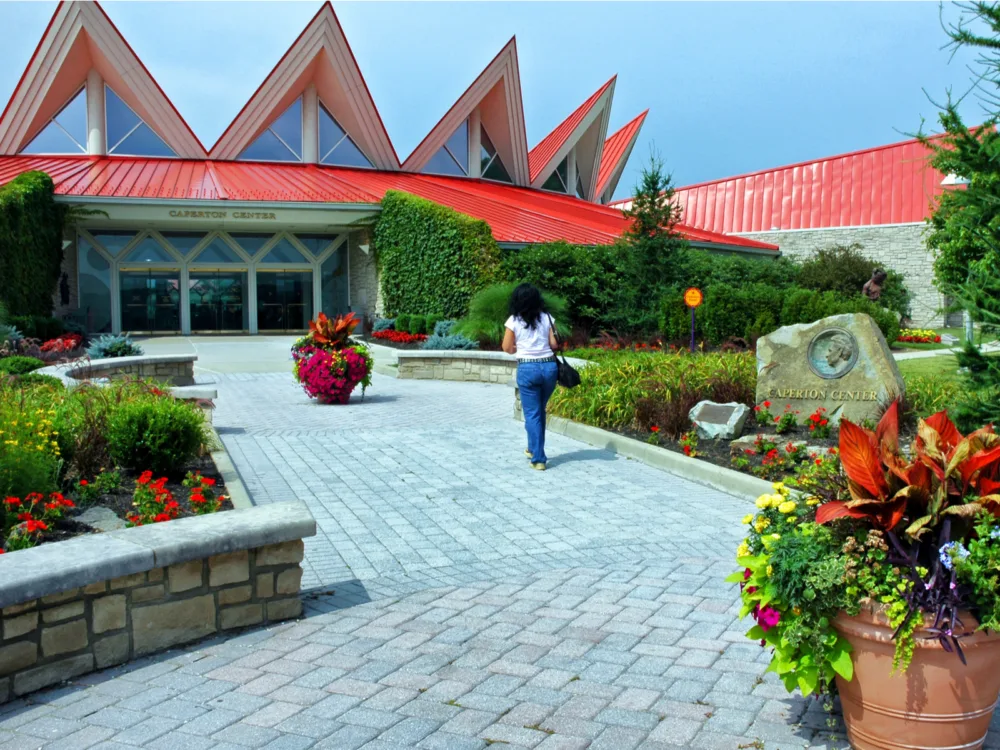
9, 315, 64, 340
372, 318, 395, 332
375, 191, 500, 318
904, 374, 962, 418
9, 373, 64, 390
107, 396, 209, 474
407, 315, 427, 335
394, 314, 411, 333
422, 333, 479, 350
425, 313, 445, 334
0, 172, 66, 318
0, 380, 61, 498
453, 283, 569, 346
433, 320, 457, 337
746, 310, 778, 340
86, 334, 144, 359
700, 283, 783, 344
0, 356, 44, 375
797, 243, 912, 318
659, 288, 698, 342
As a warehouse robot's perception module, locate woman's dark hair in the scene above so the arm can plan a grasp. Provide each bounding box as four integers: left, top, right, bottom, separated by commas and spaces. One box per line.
509, 283, 545, 329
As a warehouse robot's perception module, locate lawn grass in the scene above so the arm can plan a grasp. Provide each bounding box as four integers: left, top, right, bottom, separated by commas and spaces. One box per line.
897, 354, 963, 380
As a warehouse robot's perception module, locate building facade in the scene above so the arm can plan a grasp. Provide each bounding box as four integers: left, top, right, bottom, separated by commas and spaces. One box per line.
0, 1, 776, 336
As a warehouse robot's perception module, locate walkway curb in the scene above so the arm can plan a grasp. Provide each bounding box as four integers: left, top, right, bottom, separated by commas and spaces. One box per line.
539, 415, 771, 501
209, 426, 254, 509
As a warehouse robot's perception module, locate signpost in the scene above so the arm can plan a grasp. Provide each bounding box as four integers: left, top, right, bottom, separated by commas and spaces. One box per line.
684, 287, 703, 352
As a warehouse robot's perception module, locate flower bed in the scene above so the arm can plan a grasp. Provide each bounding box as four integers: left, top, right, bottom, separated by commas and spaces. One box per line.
371, 329, 428, 346
897, 328, 942, 344
292, 313, 373, 404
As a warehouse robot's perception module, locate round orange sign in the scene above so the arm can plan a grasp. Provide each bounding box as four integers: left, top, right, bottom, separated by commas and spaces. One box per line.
684, 287, 704, 307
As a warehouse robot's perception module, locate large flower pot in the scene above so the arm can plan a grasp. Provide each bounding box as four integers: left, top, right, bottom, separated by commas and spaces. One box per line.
834, 605, 1000, 750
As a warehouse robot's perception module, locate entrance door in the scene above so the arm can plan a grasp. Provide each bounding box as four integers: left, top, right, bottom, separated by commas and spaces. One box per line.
119, 270, 181, 332
189, 271, 249, 332
256, 271, 313, 331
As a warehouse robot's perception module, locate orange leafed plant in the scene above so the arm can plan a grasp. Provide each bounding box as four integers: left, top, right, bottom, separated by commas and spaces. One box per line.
308, 312, 359, 350
817, 401, 1000, 539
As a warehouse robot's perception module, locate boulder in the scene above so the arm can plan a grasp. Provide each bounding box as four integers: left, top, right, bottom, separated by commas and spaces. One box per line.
689, 401, 750, 440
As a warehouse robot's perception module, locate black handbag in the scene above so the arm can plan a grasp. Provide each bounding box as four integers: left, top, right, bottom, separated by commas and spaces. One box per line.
548, 315, 581, 388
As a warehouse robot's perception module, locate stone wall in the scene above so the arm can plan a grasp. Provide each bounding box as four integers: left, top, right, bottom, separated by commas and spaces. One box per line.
348, 230, 381, 324
737, 224, 949, 328
0, 502, 314, 703
64, 354, 196, 387
396, 352, 517, 384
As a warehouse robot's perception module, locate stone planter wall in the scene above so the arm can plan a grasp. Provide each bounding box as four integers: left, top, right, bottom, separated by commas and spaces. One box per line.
48, 354, 196, 387
0, 502, 314, 703
396, 351, 517, 384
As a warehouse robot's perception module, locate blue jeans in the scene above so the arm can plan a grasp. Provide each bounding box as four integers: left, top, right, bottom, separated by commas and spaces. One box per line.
517, 360, 558, 464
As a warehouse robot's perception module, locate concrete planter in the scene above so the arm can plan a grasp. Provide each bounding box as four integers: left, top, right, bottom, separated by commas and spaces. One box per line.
0, 502, 315, 703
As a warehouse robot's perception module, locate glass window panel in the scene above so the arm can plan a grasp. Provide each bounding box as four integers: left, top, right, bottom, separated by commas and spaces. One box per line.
294, 234, 338, 257
239, 128, 297, 162
556, 156, 568, 184
111, 123, 176, 157
260, 238, 308, 264
445, 121, 468, 173
160, 231, 207, 256
320, 248, 348, 316
576, 171, 586, 199
192, 237, 242, 264
319, 105, 346, 154
189, 271, 248, 331
78, 239, 111, 334
480, 125, 496, 161
269, 98, 302, 159
91, 231, 136, 256
422, 146, 465, 177
123, 237, 176, 264
21, 122, 85, 155
323, 135, 373, 169
120, 271, 180, 332
541, 171, 565, 192
229, 233, 273, 257
257, 271, 313, 331
105, 86, 140, 151
54, 88, 88, 146
483, 152, 512, 183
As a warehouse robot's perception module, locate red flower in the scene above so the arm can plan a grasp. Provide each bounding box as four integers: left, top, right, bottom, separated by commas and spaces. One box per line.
153, 513, 172, 523
25, 520, 48, 533
4, 497, 21, 506
200, 477, 216, 487
815, 458, 822, 466
753, 406, 761, 412
683, 445, 692, 456
17, 512, 31, 521
763, 401, 771, 408
650, 425, 660, 433
79, 480, 88, 486
137, 471, 153, 485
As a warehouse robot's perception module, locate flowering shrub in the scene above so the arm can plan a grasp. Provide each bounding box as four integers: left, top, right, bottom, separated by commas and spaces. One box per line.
0, 400, 61, 498
806, 407, 831, 438
126, 471, 180, 526
730, 401, 1000, 698
371, 329, 427, 345
76, 470, 121, 506
183, 471, 224, 515
679, 430, 699, 457
897, 328, 942, 344
754, 400, 774, 426
774, 405, 798, 434
292, 313, 374, 404
2, 491, 74, 551
40, 333, 82, 353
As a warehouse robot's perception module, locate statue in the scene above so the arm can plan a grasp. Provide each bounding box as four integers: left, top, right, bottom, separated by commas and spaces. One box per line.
862, 268, 888, 302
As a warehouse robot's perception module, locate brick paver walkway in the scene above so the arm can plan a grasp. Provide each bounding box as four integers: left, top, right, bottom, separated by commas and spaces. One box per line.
3, 371, 997, 749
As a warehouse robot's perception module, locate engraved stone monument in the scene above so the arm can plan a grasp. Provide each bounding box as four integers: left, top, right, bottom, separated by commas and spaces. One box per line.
689, 401, 750, 440
756, 313, 905, 424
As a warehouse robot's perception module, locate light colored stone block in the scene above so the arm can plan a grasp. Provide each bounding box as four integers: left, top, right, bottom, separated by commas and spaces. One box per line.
92, 595, 126, 634
14, 654, 92, 697
220, 603, 262, 630
94, 633, 130, 669
0, 641, 37, 676
256, 541, 304, 567
208, 551, 249, 587
42, 601, 84, 623
275, 568, 303, 596
148, 568, 164, 583
218, 585, 252, 606
40, 589, 79, 605
256, 573, 274, 599
132, 585, 165, 604
2, 601, 36, 617
41, 620, 88, 657
168, 560, 203, 593
110, 573, 145, 590
132, 595, 215, 656
267, 598, 302, 621
3, 612, 38, 640
83, 582, 107, 595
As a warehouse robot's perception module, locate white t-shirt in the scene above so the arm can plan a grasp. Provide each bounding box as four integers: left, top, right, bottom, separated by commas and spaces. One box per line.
505, 314, 554, 359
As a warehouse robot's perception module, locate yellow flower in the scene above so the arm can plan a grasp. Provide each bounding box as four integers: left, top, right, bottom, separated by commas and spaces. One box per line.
778, 500, 797, 514
754, 517, 771, 532
766, 565, 773, 576
772, 482, 787, 494
742, 514, 754, 525
737, 541, 750, 558
806, 497, 821, 506
755, 495, 770, 509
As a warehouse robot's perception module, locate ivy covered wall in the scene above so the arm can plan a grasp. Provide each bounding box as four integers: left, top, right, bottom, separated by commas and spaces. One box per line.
0, 172, 65, 317
373, 190, 500, 318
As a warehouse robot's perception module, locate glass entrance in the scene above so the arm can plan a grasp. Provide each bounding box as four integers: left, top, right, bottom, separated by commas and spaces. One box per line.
189, 271, 249, 332
120, 270, 181, 332
256, 271, 312, 331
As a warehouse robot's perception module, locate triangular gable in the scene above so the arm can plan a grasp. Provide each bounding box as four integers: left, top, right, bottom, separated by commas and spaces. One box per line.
528, 77, 615, 198
0, 1, 206, 157
595, 110, 647, 203
401, 38, 529, 185
210, 2, 398, 169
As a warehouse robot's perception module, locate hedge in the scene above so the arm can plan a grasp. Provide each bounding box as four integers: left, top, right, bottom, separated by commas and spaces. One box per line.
0, 172, 65, 317
374, 191, 501, 319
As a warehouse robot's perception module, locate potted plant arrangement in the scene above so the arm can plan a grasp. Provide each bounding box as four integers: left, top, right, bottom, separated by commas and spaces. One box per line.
291, 312, 373, 404
731, 401, 1000, 750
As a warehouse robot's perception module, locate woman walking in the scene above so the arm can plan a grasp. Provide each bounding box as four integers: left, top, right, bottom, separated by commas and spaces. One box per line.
502, 283, 559, 471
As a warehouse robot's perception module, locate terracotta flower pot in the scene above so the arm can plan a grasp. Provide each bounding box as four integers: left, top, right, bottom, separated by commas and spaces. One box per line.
834, 604, 1000, 750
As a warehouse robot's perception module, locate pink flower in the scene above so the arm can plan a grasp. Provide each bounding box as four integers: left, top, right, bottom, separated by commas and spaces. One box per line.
756, 605, 781, 631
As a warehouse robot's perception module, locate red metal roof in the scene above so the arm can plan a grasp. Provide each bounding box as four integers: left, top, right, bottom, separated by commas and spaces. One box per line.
0, 154, 777, 250
672, 135, 947, 234
528, 77, 615, 183
595, 110, 647, 199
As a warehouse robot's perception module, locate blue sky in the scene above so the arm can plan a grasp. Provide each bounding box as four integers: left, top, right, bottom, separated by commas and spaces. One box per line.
0, 2, 984, 199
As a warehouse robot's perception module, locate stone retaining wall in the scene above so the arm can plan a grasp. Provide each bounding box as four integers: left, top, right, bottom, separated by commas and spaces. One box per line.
69, 354, 196, 386
0, 502, 314, 703
397, 353, 516, 384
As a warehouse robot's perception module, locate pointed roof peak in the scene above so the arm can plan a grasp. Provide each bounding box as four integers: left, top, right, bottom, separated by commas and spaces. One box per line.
595, 109, 648, 201
0, 0, 207, 157
528, 75, 617, 185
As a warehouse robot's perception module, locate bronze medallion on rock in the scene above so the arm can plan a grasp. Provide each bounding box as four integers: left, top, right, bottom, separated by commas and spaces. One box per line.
807, 328, 859, 379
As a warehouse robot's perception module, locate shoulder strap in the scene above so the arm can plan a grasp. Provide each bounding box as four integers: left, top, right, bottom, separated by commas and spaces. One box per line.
547, 314, 567, 362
